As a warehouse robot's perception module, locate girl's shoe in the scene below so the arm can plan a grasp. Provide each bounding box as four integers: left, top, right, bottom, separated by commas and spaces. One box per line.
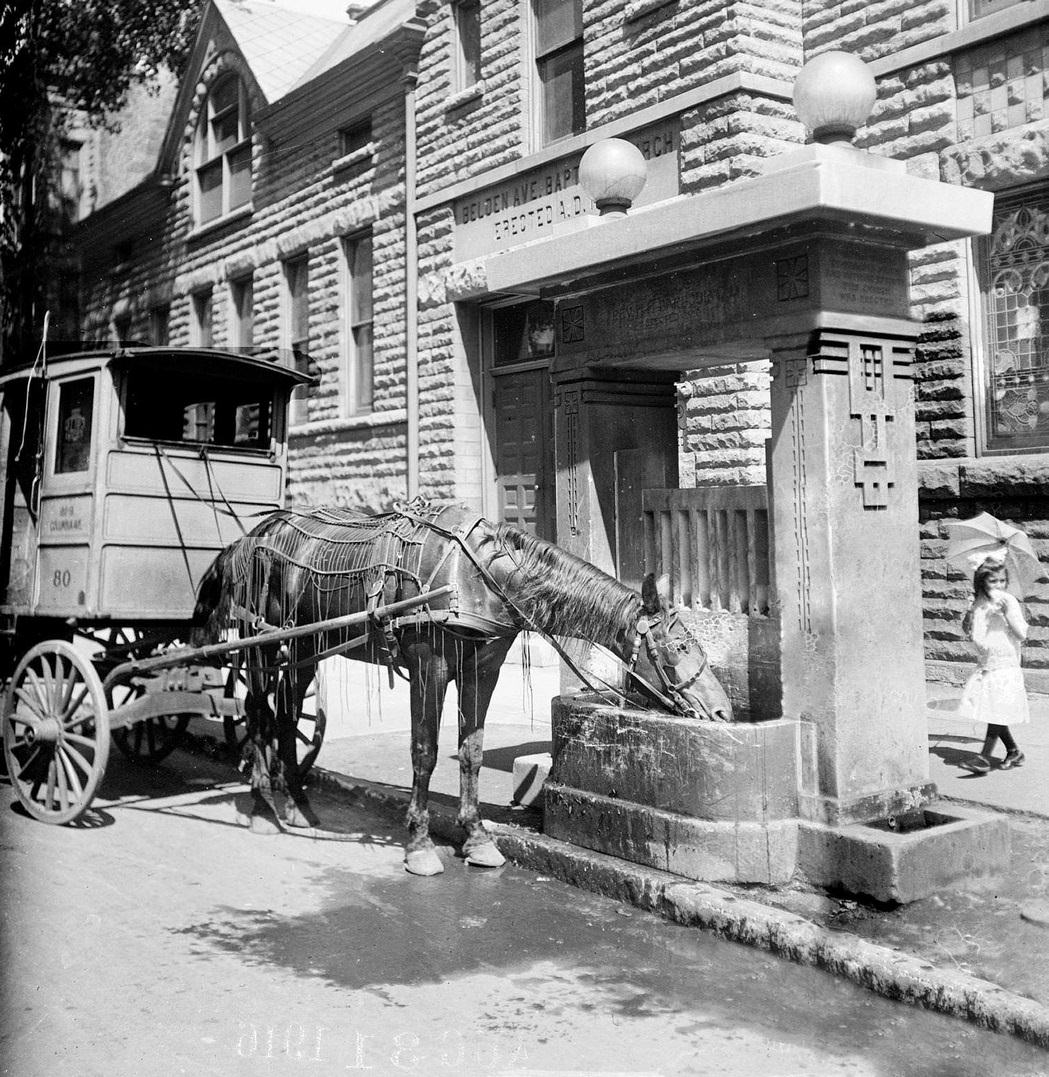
961, 755, 992, 774
1000, 750, 1026, 770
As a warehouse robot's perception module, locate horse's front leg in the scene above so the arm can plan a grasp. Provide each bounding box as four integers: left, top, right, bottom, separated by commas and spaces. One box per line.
278, 657, 320, 830
454, 636, 513, 868
403, 637, 449, 876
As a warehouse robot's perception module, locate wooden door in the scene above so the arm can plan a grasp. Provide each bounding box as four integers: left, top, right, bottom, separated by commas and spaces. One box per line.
0, 381, 42, 609
492, 368, 555, 541
613, 446, 671, 592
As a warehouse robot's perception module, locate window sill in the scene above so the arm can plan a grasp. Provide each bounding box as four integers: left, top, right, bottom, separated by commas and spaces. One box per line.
288, 408, 408, 437
187, 203, 254, 242
444, 81, 486, 114
918, 454, 1049, 499
870, 0, 1049, 78
624, 0, 676, 23
330, 145, 375, 174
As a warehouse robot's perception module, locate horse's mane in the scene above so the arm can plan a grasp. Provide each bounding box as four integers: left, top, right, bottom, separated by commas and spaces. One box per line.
493, 523, 641, 646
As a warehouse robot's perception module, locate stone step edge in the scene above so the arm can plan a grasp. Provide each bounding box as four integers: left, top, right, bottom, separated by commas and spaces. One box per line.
309, 764, 1049, 1051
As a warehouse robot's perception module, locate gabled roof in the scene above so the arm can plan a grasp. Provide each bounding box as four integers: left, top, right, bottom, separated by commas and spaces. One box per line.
214, 0, 347, 103
290, 0, 416, 91
83, 0, 422, 217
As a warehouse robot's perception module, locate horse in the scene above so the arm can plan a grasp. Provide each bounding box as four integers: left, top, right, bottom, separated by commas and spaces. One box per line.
192, 499, 733, 876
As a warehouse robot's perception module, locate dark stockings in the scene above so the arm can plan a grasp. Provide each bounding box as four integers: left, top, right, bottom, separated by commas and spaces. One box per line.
981, 724, 1018, 758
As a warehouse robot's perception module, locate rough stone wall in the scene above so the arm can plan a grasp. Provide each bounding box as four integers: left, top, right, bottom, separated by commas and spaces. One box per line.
679, 360, 773, 486
587, 0, 802, 125
415, 0, 525, 199
803, 0, 953, 61
79, 48, 410, 516
414, 0, 804, 504
92, 75, 180, 208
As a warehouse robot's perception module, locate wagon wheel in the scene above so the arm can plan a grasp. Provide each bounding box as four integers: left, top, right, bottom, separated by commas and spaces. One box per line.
96, 629, 191, 764
223, 665, 327, 780
2, 640, 110, 825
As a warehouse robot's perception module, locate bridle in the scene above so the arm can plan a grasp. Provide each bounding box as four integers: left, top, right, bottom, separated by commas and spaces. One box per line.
626, 609, 712, 719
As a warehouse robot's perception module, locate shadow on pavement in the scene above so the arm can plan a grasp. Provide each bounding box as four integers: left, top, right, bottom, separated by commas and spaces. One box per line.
481, 740, 549, 773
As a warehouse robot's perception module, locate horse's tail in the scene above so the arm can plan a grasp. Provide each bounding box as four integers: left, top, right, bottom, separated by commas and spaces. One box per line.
192, 543, 238, 645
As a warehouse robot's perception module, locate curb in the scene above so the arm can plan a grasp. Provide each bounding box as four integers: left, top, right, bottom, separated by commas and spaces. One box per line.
311, 764, 1049, 1050
938, 792, 1049, 823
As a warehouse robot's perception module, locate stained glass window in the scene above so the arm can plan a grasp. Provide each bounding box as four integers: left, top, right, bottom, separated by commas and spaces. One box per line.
981, 188, 1049, 451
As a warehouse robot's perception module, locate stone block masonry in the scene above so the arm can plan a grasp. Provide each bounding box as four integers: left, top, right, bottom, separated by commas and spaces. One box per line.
72, 0, 1049, 686
77, 27, 416, 517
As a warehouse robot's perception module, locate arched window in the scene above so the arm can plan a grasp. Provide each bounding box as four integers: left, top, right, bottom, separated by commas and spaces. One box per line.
195, 74, 252, 225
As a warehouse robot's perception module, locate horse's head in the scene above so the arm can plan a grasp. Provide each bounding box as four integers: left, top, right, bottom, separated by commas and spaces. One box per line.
630, 574, 733, 722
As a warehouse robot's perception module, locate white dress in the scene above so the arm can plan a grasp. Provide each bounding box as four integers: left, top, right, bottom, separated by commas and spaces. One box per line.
957, 595, 1030, 727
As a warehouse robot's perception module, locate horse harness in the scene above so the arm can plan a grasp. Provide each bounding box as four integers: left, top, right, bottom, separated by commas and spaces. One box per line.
237, 500, 708, 717
390, 503, 708, 718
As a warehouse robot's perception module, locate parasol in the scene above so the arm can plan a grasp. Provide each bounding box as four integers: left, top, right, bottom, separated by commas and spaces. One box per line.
943, 512, 1044, 597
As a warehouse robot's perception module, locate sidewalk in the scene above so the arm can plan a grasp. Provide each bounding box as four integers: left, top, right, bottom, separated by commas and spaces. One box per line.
302, 659, 1049, 1046
315, 659, 1049, 821
926, 682, 1049, 818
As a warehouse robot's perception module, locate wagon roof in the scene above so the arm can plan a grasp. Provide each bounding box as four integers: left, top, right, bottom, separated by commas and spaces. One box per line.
0, 346, 314, 388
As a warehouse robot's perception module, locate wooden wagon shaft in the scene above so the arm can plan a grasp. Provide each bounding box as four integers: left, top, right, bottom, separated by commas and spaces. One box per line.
101, 584, 456, 692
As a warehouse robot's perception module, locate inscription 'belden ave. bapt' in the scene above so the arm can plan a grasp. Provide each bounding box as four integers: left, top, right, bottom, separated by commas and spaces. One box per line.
458, 166, 581, 227
452, 121, 680, 261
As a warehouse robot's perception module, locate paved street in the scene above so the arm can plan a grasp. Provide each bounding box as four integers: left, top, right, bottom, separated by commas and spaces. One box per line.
3, 747, 1048, 1077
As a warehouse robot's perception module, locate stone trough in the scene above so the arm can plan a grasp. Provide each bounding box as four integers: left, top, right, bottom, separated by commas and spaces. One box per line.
544, 695, 1009, 905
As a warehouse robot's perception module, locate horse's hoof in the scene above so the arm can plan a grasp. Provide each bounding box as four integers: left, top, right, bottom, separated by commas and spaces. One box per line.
284, 803, 318, 829
464, 841, 505, 868
404, 848, 445, 876
249, 813, 282, 836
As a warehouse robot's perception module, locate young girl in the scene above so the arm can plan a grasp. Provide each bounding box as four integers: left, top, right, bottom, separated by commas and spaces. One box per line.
959, 556, 1029, 773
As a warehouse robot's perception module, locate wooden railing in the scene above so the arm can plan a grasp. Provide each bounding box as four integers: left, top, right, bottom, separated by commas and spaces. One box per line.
642, 486, 772, 616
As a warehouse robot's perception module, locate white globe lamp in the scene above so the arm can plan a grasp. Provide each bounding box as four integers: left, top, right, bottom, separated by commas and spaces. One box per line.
792, 51, 877, 145
578, 138, 648, 217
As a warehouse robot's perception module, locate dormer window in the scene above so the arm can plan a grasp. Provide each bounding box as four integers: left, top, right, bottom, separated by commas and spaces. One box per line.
195, 75, 252, 225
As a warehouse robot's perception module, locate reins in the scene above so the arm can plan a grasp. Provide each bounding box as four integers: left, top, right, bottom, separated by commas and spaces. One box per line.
392, 506, 699, 718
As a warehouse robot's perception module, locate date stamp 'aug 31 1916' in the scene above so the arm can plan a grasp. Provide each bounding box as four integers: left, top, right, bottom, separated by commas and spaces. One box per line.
234, 1023, 530, 1071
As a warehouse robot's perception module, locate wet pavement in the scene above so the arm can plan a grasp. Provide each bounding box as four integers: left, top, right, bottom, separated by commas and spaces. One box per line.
2, 747, 1049, 1077
296, 660, 1049, 1029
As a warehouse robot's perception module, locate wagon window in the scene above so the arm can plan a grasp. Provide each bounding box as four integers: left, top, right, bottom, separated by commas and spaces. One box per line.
123, 370, 272, 449
55, 378, 94, 473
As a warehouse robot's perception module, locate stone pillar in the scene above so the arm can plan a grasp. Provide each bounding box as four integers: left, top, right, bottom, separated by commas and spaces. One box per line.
552, 376, 605, 570
768, 320, 934, 825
